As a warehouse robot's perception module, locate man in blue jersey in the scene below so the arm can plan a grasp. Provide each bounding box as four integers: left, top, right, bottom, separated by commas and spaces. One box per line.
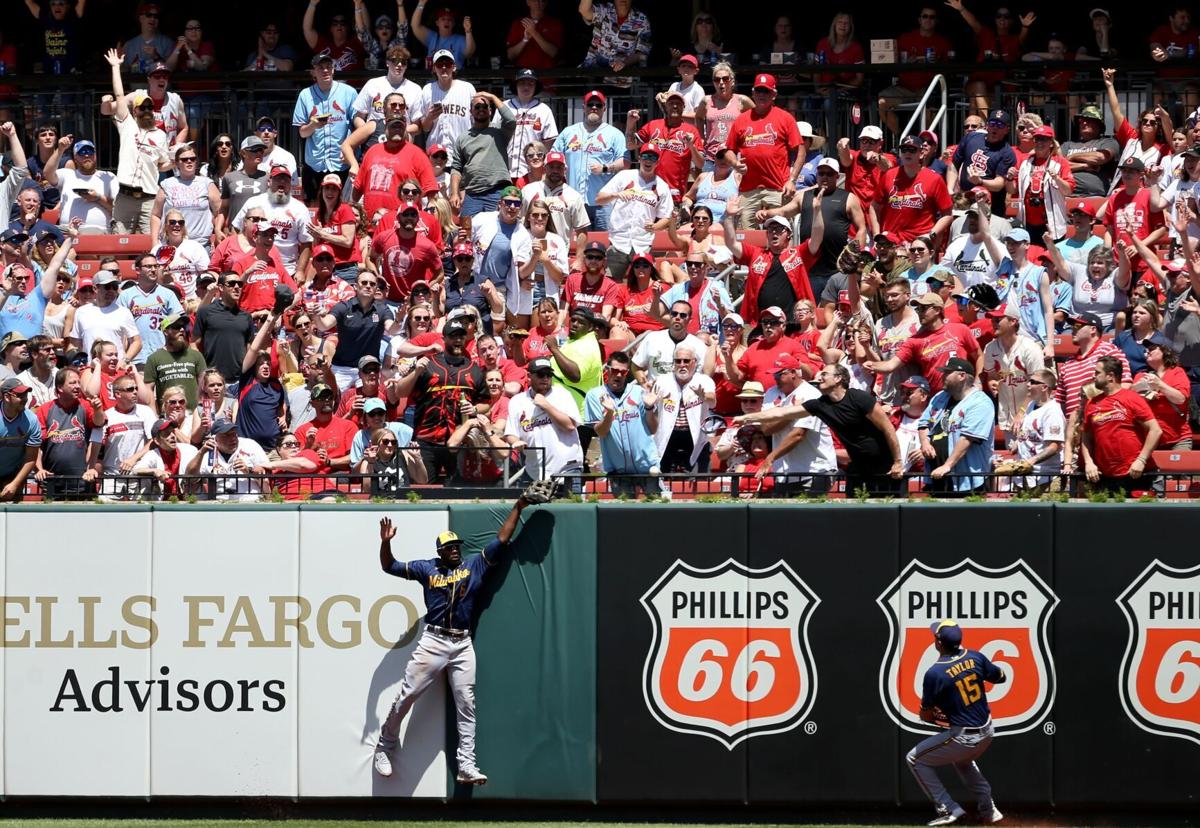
373, 493, 533, 785
907, 620, 1006, 826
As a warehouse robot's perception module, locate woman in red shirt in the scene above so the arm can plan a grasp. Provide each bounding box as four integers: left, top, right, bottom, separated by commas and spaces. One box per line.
703, 312, 748, 417
520, 297, 566, 365
1136, 340, 1193, 449
309, 174, 360, 280
948, 0, 1031, 115
610, 254, 667, 344
813, 13, 864, 97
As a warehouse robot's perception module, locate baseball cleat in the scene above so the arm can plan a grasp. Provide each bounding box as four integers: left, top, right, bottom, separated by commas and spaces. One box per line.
373, 750, 393, 777
927, 807, 966, 826
987, 807, 1004, 823
456, 766, 488, 786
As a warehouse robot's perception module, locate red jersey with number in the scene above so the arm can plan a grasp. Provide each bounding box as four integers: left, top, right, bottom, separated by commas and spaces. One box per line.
877, 166, 952, 242
725, 106, 800, 192
232, 250, 298, 313
637, 119, 702, 201
895, 322, 980, 391
561, 271, 620, 315
1083, 388, 1156, 476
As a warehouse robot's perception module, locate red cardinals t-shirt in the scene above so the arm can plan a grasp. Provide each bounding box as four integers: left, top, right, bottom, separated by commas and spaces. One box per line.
845, 149, 885, 206
725, 106, 801, 192
370, 229, 443, 301
295, 415, 359, 459
614, 281, 666, 333
895, 323, 980, 391
1104, 187, 1165, 248
354, 141, 439, 219
735, 335, 807, 389
637, 119, 702, 201
1083, 388, 1155, 476
376, 207, 445, 250
877, 166, 952, 242
560, 271, 620, 316
232, 251, 298, 313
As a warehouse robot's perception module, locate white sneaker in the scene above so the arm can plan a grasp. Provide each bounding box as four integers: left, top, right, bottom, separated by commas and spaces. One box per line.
986, 807, 1004, 823
456, 766, 488, 786
928, 808, 966, 826
373, 750, 392, 777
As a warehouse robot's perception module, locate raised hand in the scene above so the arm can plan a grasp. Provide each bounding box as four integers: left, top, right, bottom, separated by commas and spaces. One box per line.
104, 47, 124, 68
379, 516, 396, 541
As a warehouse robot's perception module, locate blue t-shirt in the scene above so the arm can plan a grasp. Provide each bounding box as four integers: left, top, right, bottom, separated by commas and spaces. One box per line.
583, 382, 659, 474
552, 123, 626, 203
292, 81, 359, 172
921, 647, 1003, 727
1000, 260, 1049, 345
1050, 279, 1074, 329
946, 389, 996, 492
350, 420, 414, 463
1055, 234, 1102, 266
119, 284, 183, 364
479, 221, 515, 286
235, 374, 286, 447
425, 32, 467, 67
951, 133, 1015, 215
0, 408, 42, 477
388, 539, 508, 629
0, 270, 49, 340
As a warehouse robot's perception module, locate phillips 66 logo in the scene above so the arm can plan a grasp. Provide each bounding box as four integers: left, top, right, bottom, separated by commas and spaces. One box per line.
1118, 560, 1200, 745
641, 559, 819, 749
877, 558, 1059, 735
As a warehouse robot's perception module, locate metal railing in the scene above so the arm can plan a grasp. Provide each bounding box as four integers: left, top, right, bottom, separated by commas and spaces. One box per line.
898, 73, 949, 149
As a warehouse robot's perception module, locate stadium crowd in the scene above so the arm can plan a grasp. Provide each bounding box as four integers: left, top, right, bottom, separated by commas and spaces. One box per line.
0, 1, 1197, 500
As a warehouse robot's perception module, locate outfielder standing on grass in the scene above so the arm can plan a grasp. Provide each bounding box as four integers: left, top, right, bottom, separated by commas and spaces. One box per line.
372, 483, 552, 784
907, 620, 1006, 827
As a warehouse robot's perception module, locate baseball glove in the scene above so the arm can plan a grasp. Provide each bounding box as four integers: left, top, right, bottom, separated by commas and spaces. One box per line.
930, 707, 952, 728
521, 478, 558, 504
994, 458, 1033, 475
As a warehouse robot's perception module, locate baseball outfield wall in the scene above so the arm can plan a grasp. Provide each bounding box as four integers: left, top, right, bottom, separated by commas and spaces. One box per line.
0, 503, 1196, 806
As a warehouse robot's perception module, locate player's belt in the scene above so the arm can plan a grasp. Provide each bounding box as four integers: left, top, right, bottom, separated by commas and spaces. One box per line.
426, 624, 470, 638
955, 718, 993, 734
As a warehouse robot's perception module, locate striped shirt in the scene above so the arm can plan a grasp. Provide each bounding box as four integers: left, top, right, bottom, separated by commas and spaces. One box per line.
1056, 340, 1130, 416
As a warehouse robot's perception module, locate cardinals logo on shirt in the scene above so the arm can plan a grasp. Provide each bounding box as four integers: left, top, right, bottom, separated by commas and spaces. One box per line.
889, 182, 928, 211
641, 558, 819, 749
878, 558, 1058, 736
741, 122, 779, 148
1118, 560, 1200, 745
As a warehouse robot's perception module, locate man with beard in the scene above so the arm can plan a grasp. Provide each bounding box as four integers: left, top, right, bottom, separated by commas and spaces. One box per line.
391, 317, 489, 482
648, 343, 715, 473
1060, 105, 1120, 197
873, 277, 921, 405
452, 93, 517, 218
232, 165, 313, 276
44, 139, 116, 233
626, 91, 703, 205
758, 157, 867, 299
294, 381, 356, 472
559, 239, 618, 324
411, 50, 477, 168
103, 47, 172, 234
922, 357, 996, 496
499, 69, 559, 179
552, 91, 627, 231
143, 312, 205, 410
585, 349, 660, 495
352, 99, 437, 218
521, 150, 590, 262
865, 293, 981, 393
35, 367, 104, 499
371, 201, 443, 302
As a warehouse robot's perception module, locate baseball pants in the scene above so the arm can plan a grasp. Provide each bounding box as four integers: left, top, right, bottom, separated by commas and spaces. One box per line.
906, 723, 996, 817
377, 628, 478, 772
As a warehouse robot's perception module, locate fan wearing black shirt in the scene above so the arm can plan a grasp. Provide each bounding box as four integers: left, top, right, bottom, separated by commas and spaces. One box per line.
737, 362, 904, 495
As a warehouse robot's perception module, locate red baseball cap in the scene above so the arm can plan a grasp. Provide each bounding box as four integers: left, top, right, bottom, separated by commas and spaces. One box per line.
75, 275, 94, 290
545, 150, 566, 165
678, 54, 699, 67
584, 90, 606, 106
1069, 201, 1097, 218
312, 243, 336, 258
453, 241, 474, 257
427, 143, 448, 157
1032, 125, 1055, 139
753, 74, 777, 91
773, 353, 802, 371
269, 164, 291, 179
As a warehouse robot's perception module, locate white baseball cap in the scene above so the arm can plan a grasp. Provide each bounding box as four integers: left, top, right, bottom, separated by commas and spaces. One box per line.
432, 49, 456, 64
816, 157, 841, 173
859, 125, 884, 141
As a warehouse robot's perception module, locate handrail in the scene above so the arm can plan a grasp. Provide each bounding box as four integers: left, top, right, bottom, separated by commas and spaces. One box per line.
899, 73, 948, 150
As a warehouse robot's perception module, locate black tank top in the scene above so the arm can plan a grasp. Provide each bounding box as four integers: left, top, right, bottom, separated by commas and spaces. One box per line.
798, 187, 851, 281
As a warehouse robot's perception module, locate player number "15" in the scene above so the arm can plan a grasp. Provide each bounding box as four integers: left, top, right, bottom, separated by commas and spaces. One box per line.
955, 673, 982, 706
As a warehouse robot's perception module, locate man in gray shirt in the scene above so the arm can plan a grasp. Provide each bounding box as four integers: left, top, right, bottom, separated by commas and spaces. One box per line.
451, 91, 516, 219
1060, 106, 1120, 197
218, 136, 269, 234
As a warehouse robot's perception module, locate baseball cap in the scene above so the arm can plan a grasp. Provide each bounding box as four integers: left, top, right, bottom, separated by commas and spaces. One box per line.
358, 354, 382, 371
398, 201, 421, 214
735, 381, 766, 399
93, 270, 119, 286
938, 357, 976, 376
723, 311, 745, 328
1032, 125, 1055, 139
240, 135, 267, 152
514, 68, 541, 91
583, 239, 607, 255
1183, 144, 1200, 157
137, 2, 160, 14
987, 109, 1011, 126
898, 135, 921, 152
0, 377, 30, 395
427, 143, 448, 158
816, 157, 840, 174
310, 383, 336, 400
432, 49, 456, 64
75, 276, 94, 291
917, 129, 939, 146
443, 319, 468, 337
452, 241, 474, 258
752, 73, 777, 91
363, 398, 387, 414
0, 332, 27, 352
570, 306, 600, 326
544, 150, 566, 166
500, 185, 522, 200
986, 302, 1020, 320
310, 49, 335, 67
874, 231, 900, 245
161, 312, 188, 330
678, 54, 699, 67
1070, 311, 1104, 330
911, 293, 945, 308
630, 252, 654, 268
583, 90, 606, 106
763, 215, 791, 231
900, 376, 931, 392
320, 173, 342, 188
796, 120, 814, 139
151, 418, 177, 438
210, 418, 238, 434
436, 530, 461, 549
930, 620, 963, 648
1120, 157, 1146, 172
773, 353, 802, 372
312, 243, 336, 259
1069, 201, 1097, 218
859, 125, 884, 141
148, 61, 170, 76
0, 229, 29, 245
131, 91, 153, 109
1004, 228, 1031, 243
759, 306, 787, 322
73, 139, 96, 155
528, 357, 554, 374
638, 144, 661, 158
1090, 8, 1111, 19
836, 289, 853, 308
666, 89, 686, 103
1077, 105, 1104, 124
409, 280, 433, 295
269, 164, 291, 179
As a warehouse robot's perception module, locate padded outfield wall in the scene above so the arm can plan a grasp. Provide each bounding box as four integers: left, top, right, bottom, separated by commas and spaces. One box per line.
0, 503, 1196, 806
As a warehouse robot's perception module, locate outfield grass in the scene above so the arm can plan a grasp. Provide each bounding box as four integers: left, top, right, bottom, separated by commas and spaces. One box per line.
0, 822, 909, 828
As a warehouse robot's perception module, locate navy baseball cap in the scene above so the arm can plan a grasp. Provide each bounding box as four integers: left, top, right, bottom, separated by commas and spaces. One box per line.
210, 418, 238, 435
931, 620, 963, 647
583, 240, 607, 255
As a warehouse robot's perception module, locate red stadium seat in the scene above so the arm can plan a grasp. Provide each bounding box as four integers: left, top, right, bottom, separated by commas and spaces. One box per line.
1052, 333, 1078, 358
735, 230, 766, 248
74, 234, 152, 257
42, 208, 60, 225
76, 259, 137, 278
1151, 450, 1200, 473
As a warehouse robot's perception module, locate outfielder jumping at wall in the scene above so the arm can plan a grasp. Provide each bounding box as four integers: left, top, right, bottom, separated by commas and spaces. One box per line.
372, 482, 553, 784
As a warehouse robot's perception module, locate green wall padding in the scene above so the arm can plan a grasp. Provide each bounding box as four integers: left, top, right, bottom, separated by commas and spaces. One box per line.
449, 502, 597, 801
